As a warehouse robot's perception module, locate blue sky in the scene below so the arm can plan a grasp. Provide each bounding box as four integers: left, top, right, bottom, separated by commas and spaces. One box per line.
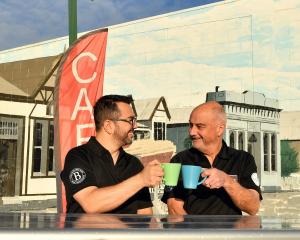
0, 0, 221, 51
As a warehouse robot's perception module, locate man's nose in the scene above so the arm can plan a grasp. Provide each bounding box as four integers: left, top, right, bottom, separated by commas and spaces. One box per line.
189, 125, 197, 136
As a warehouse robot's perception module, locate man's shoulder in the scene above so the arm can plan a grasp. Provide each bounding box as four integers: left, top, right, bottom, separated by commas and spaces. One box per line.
124, 151, 141, 162
172, 148, 196, 160
180, 147, 200, 155
226, 146, 254, 160
65, 142, 94, 164
67, 142, 90, 155
227, 145, 250, 155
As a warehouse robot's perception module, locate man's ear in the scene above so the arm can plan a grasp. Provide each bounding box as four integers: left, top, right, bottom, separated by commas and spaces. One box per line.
217, 123, 225, 137
103, 120, 114, 135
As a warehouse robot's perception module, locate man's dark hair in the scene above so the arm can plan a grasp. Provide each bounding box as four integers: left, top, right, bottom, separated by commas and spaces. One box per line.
93, 95, 133, 131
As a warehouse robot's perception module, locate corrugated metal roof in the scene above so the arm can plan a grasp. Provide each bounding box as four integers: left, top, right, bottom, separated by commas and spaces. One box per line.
0, 55, 61, 100
168, 106, 194, 124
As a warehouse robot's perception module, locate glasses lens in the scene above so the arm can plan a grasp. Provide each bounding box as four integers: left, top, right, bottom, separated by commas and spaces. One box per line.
132, 117, 137, 125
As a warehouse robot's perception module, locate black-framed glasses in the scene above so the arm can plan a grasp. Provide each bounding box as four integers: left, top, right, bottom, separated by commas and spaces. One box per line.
111, 116, 137, 126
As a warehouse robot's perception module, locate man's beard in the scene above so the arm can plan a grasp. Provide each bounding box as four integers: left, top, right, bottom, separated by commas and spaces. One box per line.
115, 127, 134, 146
123, 133, 133, 145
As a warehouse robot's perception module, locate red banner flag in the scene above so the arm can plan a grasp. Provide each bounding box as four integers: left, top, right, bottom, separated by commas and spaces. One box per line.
54, 29, 108, 213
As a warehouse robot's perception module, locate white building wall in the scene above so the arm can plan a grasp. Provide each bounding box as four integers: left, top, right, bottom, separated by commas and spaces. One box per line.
0, 100, 56, 195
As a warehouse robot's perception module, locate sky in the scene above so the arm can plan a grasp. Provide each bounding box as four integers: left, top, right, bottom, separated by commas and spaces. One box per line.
101, 0, 300, 110
1, 0, 299, 111
0, 0, 221, 51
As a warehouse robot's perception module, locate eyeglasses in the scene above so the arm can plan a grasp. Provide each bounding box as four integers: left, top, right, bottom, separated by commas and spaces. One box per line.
111, 116, 137, 126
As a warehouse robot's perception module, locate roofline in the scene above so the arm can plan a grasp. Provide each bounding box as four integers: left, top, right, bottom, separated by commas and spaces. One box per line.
31, 54, 63, 99
219, 101, 282, 112
0, 93, 48, 104
0, 55, 61, 103
149, 97, 171, 120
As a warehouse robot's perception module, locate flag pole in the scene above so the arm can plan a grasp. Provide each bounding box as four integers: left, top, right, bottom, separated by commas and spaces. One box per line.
68, 0, 77, 45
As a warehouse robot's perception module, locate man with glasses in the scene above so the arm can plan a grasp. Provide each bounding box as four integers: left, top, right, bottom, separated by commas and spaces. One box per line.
61, 95, 163, 214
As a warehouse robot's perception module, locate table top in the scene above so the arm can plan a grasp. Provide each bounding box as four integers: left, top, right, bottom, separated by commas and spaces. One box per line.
0, 213, 299, 239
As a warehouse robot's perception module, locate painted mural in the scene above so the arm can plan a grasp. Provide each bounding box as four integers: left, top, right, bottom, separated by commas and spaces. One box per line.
0, 0, 300, 213
103, 0, 300, 111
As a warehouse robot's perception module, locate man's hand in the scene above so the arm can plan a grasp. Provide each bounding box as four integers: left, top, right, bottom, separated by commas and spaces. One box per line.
202, 168, 229, 189
167, 198, 187, 215
73, 160, 162, 213
139, 160, 164, 187
202, 168, 260, 215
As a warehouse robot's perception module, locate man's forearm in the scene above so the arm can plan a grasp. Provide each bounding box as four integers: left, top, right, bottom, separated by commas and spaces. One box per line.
168, 206, 187, 215
223, 176, 260, 215
75, 173, 145, 213
137, 207, 153, 215
167, 198, 187, 215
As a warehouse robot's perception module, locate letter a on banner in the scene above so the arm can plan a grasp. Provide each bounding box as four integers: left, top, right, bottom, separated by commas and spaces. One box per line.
54, 29, 108, 213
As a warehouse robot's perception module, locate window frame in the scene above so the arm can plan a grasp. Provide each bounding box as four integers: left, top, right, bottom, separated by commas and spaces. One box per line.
238, 132, 244, 150
31, 118, 55, 178
154, 121, 166, 140
271, 133, 277, 172
263, 133, 270, 172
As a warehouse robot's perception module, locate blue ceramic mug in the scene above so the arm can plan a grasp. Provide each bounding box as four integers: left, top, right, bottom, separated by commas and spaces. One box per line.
182, 165, 207, 189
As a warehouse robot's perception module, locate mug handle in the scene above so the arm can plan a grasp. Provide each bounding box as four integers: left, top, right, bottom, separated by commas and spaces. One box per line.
197, 176, 207, 185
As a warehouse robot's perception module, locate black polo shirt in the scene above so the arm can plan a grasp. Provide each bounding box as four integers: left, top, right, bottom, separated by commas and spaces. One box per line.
60, 137, 152, 213
161, 141, 262, 215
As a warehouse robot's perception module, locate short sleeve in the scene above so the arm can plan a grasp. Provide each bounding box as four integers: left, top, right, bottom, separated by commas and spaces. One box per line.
60, 148, 97, 197
239, 153, 263, 200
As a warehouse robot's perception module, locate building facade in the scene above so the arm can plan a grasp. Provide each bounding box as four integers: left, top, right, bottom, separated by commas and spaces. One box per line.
166, 90, 281, 191
207, 90, 281, 191
134, 97, 171, 141
0, 55, 61, 198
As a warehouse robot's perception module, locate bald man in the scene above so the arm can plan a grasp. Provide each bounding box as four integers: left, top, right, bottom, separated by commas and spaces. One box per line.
161, 101, 262, 215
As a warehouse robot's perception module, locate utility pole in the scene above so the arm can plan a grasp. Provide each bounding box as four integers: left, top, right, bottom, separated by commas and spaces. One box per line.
68, 0, 77, 45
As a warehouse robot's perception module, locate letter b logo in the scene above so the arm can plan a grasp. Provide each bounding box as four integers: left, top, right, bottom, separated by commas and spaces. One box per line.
69, 168, 86, 184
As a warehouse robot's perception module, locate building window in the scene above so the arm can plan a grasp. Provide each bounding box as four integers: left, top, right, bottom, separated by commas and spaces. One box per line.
48, 123, 54, 173
32, 119, 55, 177
0, 121, 18, 138
238, 132, 244, 150
263, 133, 269, 171
33, 122, 42, 173
248, 133, 257, 155
271, 134, 276, 171
229, 131, 235, 148
154, 122, 165, 140
134, 130, 150, 140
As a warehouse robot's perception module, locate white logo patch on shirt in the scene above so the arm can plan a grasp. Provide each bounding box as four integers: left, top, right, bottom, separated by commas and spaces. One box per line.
69, 168, 86, 184
251, 173, 260, 186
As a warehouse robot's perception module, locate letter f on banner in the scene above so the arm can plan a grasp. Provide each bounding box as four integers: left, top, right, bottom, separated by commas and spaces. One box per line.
54, 29, 108, 213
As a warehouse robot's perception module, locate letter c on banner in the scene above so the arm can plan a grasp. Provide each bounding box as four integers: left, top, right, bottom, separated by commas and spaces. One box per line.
72, 52, 97, 83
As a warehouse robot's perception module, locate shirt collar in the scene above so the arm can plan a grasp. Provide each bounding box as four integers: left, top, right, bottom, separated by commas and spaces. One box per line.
190, 140, 230, 160
216, 140, 231, 160
88, 136, 126, 159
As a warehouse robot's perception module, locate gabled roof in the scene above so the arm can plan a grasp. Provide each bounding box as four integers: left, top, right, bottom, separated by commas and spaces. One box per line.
0, 54, 62, 103
168, 106, 194, 124
134, 97, 171, 121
